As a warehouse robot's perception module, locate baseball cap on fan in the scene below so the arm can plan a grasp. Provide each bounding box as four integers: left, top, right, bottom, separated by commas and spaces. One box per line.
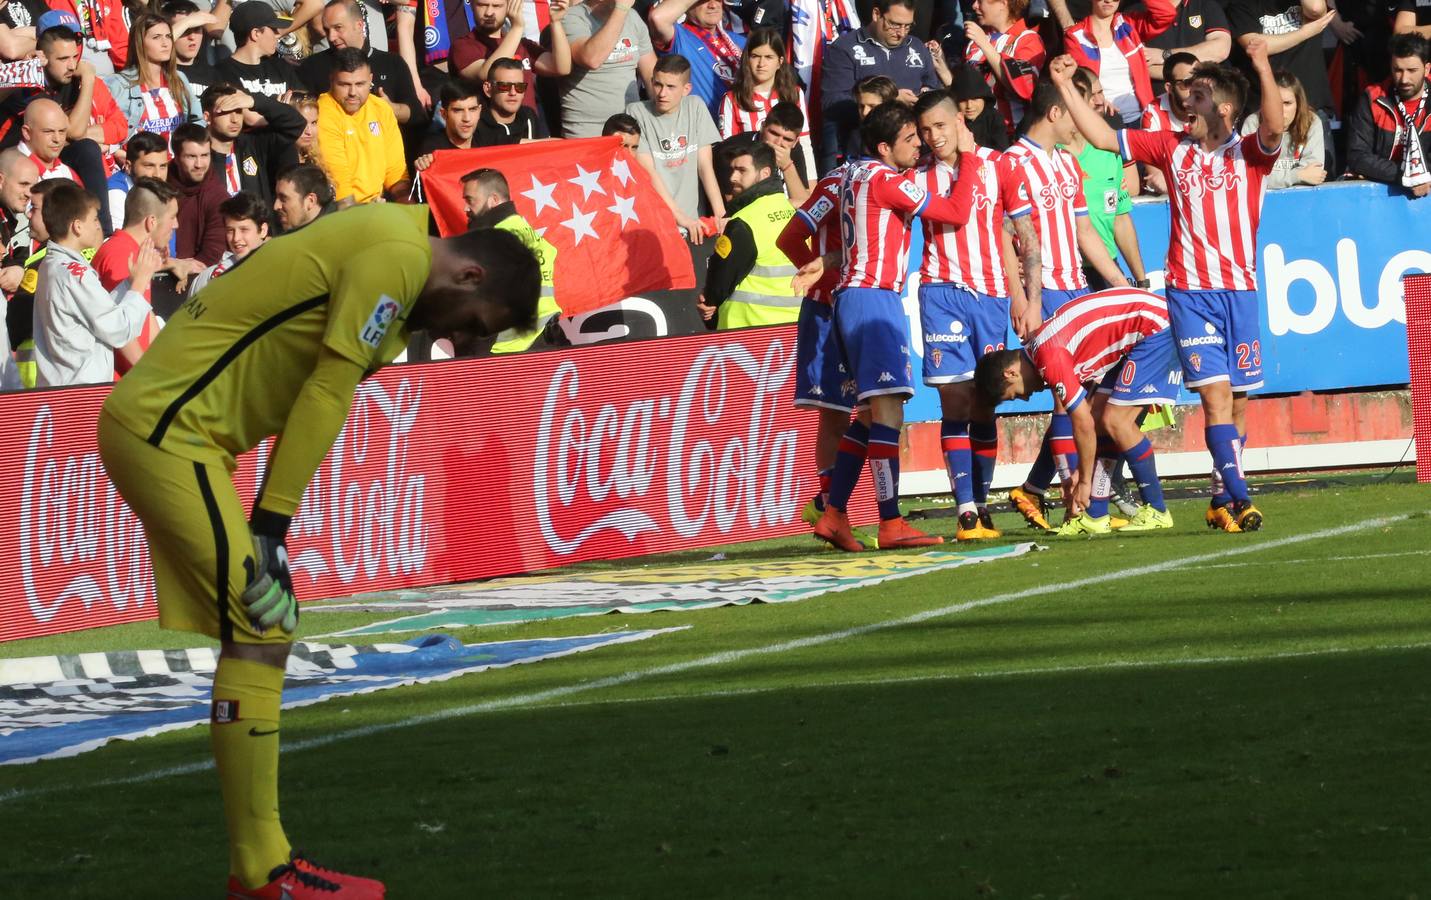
229, 1, 280, 42
36, 10, 83, 37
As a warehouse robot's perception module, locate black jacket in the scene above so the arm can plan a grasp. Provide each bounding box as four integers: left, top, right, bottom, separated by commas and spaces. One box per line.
1346, 82, 1431, 191
208, 93, 305, 206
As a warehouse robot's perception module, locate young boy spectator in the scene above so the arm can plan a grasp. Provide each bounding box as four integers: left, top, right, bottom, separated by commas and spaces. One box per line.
417, 78, 482, 165
217, 2, 295, 98
189, 191, 270, 295
475, 58, 548, 145
602, 111, 642, 152
31, 180, 162, 386
92, 177, 179, 371
627, 54, 725, 239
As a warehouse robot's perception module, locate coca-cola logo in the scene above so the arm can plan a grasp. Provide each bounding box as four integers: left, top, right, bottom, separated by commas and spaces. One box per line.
20, 406, 154, 623
284, 378, 431, 585
534, 338, 803, 555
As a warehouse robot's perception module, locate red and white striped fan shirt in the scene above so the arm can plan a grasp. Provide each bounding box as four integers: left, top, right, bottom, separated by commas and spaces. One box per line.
836, 160, 929, 293
717, 86, 811, 141
964, 20, 1045, 138
1119, 129, 1279, 292
793, 164, 847, 305
1140, 94, 1186, 133
1002, 136, 1088, 292
1025, 288, 1171, 411
916, 146, 1014, 298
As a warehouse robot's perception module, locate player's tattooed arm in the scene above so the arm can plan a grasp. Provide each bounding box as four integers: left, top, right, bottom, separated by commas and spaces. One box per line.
1008, 215, 1042, 338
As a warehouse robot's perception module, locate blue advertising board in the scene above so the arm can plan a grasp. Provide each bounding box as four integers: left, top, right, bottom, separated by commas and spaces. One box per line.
900, 181, 1423, 423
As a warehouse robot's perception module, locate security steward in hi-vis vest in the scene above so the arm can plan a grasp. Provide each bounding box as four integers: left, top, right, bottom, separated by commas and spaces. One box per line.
471, 202, 558, 354
705, 145, 801, 330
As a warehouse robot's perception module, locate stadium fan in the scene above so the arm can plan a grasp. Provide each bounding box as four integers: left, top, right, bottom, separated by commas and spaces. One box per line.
649, 0, 745, 113
50, 0, 126, 74
911, 90, 1027, 542
168, 121, 228, 268
975, 286, 1179, 534
31, 180, 160, 386
789, 101, 978, 552
1239, 70, 1326, 188
718, 30, 809, 145
714, 100, 810, 204
102, 13, 202, 143
317, 47, 410, 205
948, 63, 1010, 151
188, 190, 271, 296
0, 148, 38, 286
854, 74, 898, 119
963, 0, 1045, 141
105, 130, 169, 232
15, 98, 82, 186
415, 79, 482, 168
602, 111, 643, 152
1051, 45, 1281, 533
9, 179, 77, 387
699, 141, 800, 329
298, 0, 429, 131
203, 83, 306, 205
161, 3, 220, 99
1142, 0, 1233, 86
1068, 67, 1148, 289
1001, 78, 1127, 533
1141, 50, 1197, 134
450, 0, 572, 105
285, 91, 323, 167
92, 175, 177, 306
217, 2, 296, 99
1346, 33, 1431, 199
475, 57, 549, 144
627, 54, 726, 241
821, 0, 946, 170
462, 167, 561, 354
1047, 0, 1177, 127
560, 0, 657, 138
97, 205, 540, 900
273, 162, 337, 231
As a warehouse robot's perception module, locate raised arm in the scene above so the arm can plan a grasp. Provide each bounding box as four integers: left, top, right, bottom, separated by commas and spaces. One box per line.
571, 1, 636, 70
1233, 9, 1334, 57
1049, 54, 1120, 153
462, 0, 527, 81
648, 0, 699, 50
535, 0, 573, 77
1246, 37, 1284, 152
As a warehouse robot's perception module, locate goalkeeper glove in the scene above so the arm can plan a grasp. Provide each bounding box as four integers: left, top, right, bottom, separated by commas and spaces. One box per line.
241, 510, 298, 635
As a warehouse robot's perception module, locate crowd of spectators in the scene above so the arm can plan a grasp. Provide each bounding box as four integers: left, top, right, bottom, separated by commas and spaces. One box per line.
0, 0, 1427, 392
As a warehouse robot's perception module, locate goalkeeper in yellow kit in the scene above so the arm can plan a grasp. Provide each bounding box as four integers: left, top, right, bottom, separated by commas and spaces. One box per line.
98, 203, 538, 899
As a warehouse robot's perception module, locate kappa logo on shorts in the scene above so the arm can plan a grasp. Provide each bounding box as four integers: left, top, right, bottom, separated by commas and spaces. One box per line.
877, 371, 897, 383
361, 294, 402, 348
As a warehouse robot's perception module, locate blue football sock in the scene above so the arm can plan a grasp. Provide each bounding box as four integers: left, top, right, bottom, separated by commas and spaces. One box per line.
867, 423, 903, 520
1047, 413, 1078, 486
1123, 437, 1166, 512
941, 419, 974, 512
970, 420, 998, 506
826, 422, 869, 512
1206, 424, 1248, 504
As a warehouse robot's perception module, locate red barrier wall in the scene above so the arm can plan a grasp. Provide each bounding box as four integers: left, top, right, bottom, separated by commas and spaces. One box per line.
2, 325, 864, 642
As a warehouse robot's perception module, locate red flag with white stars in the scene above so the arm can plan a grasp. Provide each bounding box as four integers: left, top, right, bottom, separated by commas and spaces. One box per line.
418, 137, 696, 316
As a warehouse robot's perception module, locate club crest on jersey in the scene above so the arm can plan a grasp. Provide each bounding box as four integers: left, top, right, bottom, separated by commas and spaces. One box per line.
906, 46, 923, 68
242, 156, 258, 177
1188, 352, 1202, 372
1188, 14, 1202, 27
361, 294, 402, 348
369, 121, 381, 135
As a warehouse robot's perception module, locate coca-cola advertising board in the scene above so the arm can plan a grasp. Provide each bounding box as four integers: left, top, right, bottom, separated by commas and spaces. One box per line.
0, 325, 857, 643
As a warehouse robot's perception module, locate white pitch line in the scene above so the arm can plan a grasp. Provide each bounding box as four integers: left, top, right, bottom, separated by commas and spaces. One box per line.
1168, 548, 1431, 572
0, 510, 1422, 805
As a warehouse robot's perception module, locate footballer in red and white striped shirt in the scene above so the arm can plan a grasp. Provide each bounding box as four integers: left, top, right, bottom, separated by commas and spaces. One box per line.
1002, 135, 1090, 298
1048, 47, 1283, 532
915, 144, 1013, 298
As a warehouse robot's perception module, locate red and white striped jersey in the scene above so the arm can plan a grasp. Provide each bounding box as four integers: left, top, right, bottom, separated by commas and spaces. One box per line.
1140, 95, 1186, 133
1025, 287, 1171, 411
1002, 136, 1088, 292
17, 141, 81, 186
1119, 129, 1279, 291
835, 160, 928, 293
915, 146, 1015, 298
792, 164, 847, 305
718, 86, 811, 142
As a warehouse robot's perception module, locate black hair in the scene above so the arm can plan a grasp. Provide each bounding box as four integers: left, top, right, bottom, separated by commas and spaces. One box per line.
459, 167, 510, 202
276, 163, 336, 206
763, 100, 804, 135
731, 140, 776, 174
219, 190, 270, 228
41, 179, 99, 240
1024, 78, 1065, 128
974, 349, 1022, 408
912, 88, 957, 119
873, 0, 915, 13
125, 130, 168, 161
439, 78, 483, 107
1164, 51, 1199, 77
171, 122, 210, 153
201, 81, 243, 115
602, 113, 640, 136
37, 26, 81, 54
1391, 33, 1431, 65
1192, 62, 1249, 120
445, 227, 541, 334
860, 101, 915, 156
122, 176, 178, 227
488, 56, 524, 78
332, 46, 370, 76
653, 54, 692, 79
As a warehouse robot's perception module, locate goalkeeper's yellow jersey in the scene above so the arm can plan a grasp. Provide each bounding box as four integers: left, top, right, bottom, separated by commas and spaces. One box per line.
103, 203, 432, 468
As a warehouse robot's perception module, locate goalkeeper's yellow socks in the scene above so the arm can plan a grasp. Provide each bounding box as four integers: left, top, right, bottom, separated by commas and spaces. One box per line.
211, 656, 291, 890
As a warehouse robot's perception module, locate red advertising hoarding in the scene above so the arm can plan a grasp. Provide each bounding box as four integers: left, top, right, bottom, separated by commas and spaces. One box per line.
1, 325, 855, 643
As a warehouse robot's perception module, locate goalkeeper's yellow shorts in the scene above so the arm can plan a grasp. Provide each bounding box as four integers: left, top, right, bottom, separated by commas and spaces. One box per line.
97, 411, 292, 646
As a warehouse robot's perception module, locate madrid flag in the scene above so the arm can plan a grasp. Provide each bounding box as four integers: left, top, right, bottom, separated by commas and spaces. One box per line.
418, 137, 696, 316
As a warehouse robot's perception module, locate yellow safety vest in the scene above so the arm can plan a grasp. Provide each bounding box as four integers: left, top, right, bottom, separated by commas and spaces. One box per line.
490, 212, 559, 355
717, 191, 801, 330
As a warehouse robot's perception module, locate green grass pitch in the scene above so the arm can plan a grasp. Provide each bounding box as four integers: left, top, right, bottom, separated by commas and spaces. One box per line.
4, 473, 1430, 898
